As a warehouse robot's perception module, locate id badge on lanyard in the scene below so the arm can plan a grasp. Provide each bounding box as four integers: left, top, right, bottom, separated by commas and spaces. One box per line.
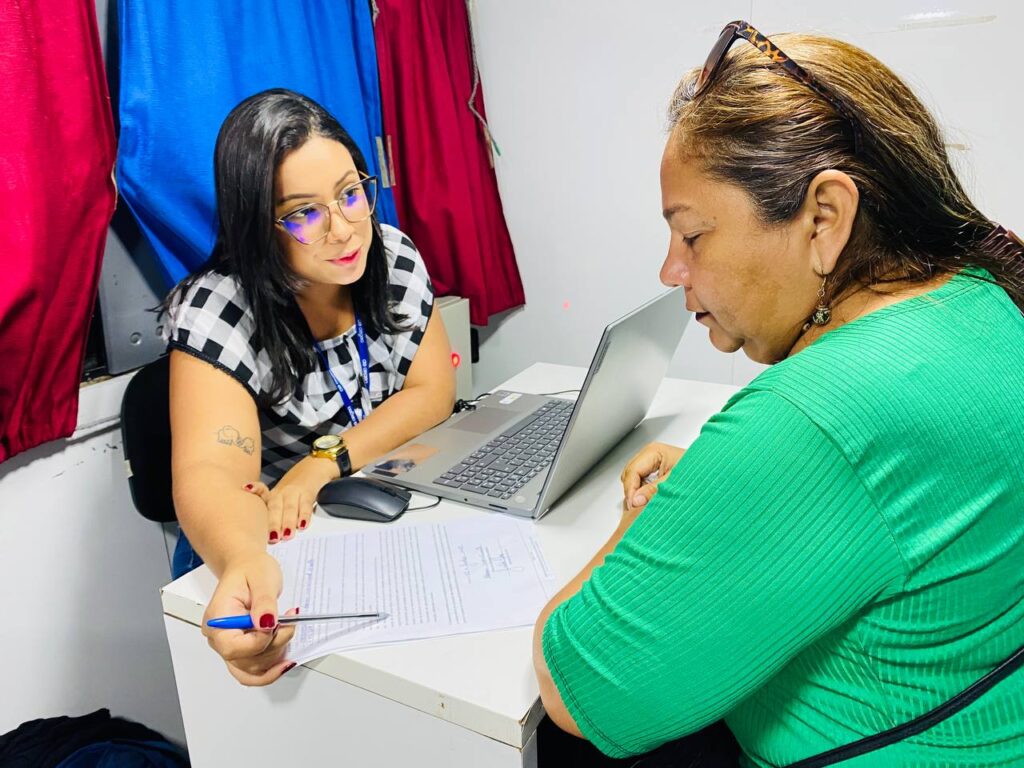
313, 316, 371, 425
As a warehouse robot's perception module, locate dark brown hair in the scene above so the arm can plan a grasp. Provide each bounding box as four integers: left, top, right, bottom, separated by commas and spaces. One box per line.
667, 33, 1024, 312
164, 89, 408, 406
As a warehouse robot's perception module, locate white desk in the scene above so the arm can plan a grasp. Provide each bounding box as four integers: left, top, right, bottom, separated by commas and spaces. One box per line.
161, 363, 738, 767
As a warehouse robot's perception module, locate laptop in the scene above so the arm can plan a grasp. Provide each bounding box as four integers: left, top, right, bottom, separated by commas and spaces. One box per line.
366, 287, 688, 519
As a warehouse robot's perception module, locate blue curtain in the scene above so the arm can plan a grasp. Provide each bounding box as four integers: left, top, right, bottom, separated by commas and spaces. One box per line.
116, 0, 398, 286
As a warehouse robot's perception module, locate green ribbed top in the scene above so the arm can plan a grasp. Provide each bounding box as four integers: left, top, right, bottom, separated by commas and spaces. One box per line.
543, 270, 1024, 766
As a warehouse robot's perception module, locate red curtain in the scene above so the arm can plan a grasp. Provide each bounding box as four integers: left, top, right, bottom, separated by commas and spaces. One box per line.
374, 0, 525, 326
0, 0, 116, 462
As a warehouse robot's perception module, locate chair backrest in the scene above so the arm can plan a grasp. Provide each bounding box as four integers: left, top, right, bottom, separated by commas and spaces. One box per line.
120, 354, 176, 523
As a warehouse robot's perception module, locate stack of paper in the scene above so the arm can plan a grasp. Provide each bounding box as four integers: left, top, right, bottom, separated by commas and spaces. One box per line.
272, 515, 557, 664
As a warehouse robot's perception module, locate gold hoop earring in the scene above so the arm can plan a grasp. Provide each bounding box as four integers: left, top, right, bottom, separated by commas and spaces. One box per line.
803, 276, 832, 331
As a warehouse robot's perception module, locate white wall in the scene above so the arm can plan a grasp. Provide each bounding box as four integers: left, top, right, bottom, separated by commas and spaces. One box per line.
470, 0, 1023, 394
0, 376, 185, 744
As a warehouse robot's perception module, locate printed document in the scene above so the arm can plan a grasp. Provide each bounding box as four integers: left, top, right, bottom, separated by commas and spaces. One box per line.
272, 516, 556, 664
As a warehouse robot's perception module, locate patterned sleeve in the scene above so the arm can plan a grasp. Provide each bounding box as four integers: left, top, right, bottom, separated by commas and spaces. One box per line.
380, 224, 435, 385
161, 272, 265, 400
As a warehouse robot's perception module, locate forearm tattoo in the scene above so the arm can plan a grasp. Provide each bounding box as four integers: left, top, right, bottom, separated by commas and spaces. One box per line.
216, 425, 255, 455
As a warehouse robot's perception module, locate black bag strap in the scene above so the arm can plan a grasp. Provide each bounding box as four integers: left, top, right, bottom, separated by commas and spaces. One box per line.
787, 641, 1024, 768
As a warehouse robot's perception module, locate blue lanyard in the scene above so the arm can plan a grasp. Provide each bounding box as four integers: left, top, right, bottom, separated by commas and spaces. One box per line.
313, 316, 371, 425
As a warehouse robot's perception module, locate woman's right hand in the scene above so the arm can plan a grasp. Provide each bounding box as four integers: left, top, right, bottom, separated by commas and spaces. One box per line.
245, 455, 337, 543
201, 551, 297, 686
620, 442, 687, 510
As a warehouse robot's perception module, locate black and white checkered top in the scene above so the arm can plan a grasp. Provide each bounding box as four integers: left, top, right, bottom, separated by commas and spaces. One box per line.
163, 224, 434, 483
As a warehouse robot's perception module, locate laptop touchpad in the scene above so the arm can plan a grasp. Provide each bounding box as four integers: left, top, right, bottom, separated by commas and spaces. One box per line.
451, 407, 516, 434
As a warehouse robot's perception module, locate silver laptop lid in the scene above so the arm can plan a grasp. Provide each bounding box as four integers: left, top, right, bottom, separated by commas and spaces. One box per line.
533, 286, 687, 518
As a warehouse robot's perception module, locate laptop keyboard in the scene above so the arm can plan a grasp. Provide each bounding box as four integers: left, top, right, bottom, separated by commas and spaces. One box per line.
434, 400, 574, 500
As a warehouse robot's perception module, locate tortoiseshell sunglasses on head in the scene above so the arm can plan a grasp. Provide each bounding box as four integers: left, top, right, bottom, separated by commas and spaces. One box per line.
695, 20, 864, 153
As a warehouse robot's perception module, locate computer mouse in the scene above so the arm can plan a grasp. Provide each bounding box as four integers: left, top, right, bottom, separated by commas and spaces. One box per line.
316, 477, 412, 522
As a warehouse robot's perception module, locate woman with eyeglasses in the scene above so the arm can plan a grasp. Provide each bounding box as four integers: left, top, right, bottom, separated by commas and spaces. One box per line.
162, 89, 455, 685
534, 23, 1024, 768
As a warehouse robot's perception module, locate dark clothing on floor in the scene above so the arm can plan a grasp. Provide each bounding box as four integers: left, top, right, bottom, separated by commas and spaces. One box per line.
0, 709, 188, 768
539, 716, 740, 767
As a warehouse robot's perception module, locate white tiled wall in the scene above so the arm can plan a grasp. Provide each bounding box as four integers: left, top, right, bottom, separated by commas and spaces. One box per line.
470, 1, 1022, 393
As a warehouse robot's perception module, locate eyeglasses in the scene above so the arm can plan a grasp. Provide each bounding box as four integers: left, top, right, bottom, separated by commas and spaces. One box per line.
695, 20, 863, 153
275, 175, 378, 245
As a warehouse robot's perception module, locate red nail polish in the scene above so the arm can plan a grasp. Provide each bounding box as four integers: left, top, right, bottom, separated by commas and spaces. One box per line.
244, 483, 254, 491
283, 662, 297, 674
284, 528, 292, 537
269, 531, 278, 541
299, 520, 307, 529
259, 614, 275, 629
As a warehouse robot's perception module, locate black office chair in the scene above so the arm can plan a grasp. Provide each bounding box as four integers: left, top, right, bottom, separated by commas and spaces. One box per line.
120, 354, 177, 523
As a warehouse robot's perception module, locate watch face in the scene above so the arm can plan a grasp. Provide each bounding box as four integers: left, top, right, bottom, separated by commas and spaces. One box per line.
313, 434, 341, 451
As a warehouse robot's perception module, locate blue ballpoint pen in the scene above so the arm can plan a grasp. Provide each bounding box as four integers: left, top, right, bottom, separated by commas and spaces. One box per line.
206, 611, 387, 630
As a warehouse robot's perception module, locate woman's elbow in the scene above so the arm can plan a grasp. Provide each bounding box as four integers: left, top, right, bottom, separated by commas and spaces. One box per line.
538, 672, 585, 738
534, 618, 585, 737
428, 371, 457, 426
440, 379, 456, 420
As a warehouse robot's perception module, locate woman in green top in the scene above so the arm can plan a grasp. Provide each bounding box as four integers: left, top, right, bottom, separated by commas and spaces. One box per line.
535, 21, 1024, 768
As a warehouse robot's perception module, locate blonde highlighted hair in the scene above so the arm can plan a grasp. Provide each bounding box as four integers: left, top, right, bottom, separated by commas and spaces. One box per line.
668, 33, 1024, 310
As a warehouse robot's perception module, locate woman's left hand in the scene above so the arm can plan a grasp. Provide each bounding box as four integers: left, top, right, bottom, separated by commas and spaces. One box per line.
245, 457, 337, 543
620, 441, 686, 511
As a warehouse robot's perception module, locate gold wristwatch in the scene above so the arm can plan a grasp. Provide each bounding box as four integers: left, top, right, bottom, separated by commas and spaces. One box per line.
310, 434, 352, 477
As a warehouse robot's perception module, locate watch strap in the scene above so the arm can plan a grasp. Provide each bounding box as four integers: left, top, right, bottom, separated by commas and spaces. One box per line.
335, 441, 352, 477
311, 435, 352, 477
